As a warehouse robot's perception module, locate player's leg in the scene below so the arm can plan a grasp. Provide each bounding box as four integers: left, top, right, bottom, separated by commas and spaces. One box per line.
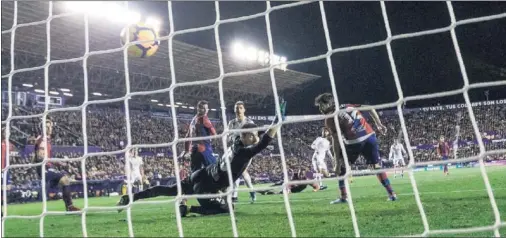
241, 170, 256, 203
442, 156, 449, 176
312, 161, 322, 188
330, 145, 359, 204
363, 135, 396, 201
232, 179, 240, 203
393, 160, 398, 178
52, 170, 80, 211
317, 168, 328, 190
400, 159, 405, 178
117, 179, 193, 211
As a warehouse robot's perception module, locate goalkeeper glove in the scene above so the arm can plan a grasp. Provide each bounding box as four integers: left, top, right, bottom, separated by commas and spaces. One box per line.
272, 97, 287, 124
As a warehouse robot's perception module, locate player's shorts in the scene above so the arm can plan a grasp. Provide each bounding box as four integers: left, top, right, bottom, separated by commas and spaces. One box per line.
127, 173, 143, 184
191, 145, 217, 172
343, 134, 380, 165
441, 156, 449, 161
36, 167, 64, 189
393, 158, 406, 167
312, 160, 327, 171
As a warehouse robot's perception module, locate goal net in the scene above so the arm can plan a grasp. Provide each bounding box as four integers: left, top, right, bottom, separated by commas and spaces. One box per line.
1, 1, 505, 237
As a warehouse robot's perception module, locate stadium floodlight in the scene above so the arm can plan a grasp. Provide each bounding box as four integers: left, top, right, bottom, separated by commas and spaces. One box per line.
246, 46, 258, 61
181, 106, 188, 109
34, 89, 45, 93
174, 105, 180, 108
176, 102, 183, 105
210, 108, 217, 111
60, 88, 71, 92
150, 99, 158, 103
189, 106, 195, 109
22, 83, 33, 87
165, 104, 171, 107
232, 41, 245, 59
231, 40, 287, 71
63, 93, 73, 97
49, 91, 59, 95
92, 92, 102, 96
157, 103, 163, 106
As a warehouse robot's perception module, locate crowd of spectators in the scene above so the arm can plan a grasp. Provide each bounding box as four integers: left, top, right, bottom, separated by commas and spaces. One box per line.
2, 103, 505, 189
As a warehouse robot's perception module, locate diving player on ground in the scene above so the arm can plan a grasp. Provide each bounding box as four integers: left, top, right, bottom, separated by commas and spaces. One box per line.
389, 139, 407, 178
33, 119, 80, 211
117, 121, 281, 216
183, 100, 217, 172
228, 101, 256, 203
310, 128, 333, 190
314, 93, 397, 204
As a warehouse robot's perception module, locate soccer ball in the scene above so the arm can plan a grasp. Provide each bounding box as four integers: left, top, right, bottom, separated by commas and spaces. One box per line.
120, 22, 160, 58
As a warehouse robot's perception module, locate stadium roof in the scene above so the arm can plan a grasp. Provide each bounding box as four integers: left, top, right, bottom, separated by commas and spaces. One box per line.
1, 1, 320, 108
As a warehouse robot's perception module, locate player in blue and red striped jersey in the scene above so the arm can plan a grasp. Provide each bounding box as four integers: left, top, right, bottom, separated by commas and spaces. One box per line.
1, 128, 15, 217
32, 120, 80, 212
314, 93, 396, 204
183, 100, 217, 173
437, 135, 451, 176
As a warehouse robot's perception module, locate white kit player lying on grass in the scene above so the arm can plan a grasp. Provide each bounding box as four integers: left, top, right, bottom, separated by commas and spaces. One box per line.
227, 101, 256, 203
125, 148, 148, 193
389, 139, 407, 178
310, 128, 334, 191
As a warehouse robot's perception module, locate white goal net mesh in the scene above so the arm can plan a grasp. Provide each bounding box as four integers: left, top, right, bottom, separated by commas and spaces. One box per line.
2, 1, 506, 237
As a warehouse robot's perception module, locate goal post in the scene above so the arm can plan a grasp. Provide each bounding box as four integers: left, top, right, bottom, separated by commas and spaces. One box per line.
1, 1, 506, 237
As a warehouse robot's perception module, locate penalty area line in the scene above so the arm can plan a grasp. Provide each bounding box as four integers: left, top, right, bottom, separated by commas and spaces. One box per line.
82, 187, 506, 215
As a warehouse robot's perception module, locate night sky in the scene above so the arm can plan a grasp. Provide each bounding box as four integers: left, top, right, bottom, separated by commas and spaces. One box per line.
129, 1, 505, 115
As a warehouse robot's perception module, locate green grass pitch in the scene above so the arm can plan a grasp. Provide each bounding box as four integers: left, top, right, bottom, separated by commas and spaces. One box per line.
3, 166, 506, 237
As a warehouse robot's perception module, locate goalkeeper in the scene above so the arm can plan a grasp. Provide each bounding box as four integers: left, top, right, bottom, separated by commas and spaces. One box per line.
117, 100, 286, 216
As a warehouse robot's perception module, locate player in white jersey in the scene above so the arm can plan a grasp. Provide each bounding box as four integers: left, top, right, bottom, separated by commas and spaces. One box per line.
125, 149, 147, 193
227, 101, 257, 203
311, 128, 334, 190
388, 139, 407, 178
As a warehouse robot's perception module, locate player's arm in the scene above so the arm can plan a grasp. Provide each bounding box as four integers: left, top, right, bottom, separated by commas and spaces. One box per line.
140, 158, 145, 179
325, 119, 342, 173
389, 145, 394, 160
310, 138, 318, 150
203, 115, 217, 135
31, 136, 43, 163
436, 144, 441, 157
358, 104, 387, 134
242, 125, 280, 157
401, 144, 407, 158
227, 120, 234, 143
183, 123, 193, 155
326, 149, 334, 162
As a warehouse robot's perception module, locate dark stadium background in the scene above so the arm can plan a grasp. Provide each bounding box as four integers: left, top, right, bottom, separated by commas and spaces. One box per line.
129, 1, 506, 115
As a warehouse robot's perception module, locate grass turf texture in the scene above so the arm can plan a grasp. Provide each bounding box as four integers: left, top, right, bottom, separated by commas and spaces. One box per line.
3, 166, 505, 237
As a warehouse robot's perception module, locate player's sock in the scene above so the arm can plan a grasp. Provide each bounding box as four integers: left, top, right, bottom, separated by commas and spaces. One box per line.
443, 165, 448, 175
232, 179, 240, 201
401, 170, 404, 178
338, 180, 347, 200
376, 172, 394, 197
61, 185, 74, 209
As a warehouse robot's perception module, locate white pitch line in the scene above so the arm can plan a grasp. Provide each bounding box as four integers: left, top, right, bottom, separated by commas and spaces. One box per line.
74, 187, 506, 216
